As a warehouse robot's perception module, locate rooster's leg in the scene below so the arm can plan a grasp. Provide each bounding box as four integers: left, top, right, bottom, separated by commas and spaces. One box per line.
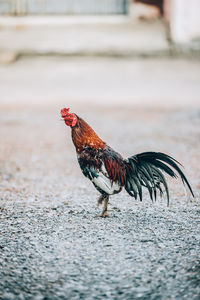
100, 195, 109, 217
97, 195, 104, 208
95, 195, 109, 217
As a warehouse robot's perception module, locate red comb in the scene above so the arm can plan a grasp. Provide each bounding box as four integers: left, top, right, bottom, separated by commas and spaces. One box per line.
61, 108, 70, 118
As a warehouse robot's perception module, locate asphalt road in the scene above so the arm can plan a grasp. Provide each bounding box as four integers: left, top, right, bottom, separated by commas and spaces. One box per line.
0, 102, 200, 299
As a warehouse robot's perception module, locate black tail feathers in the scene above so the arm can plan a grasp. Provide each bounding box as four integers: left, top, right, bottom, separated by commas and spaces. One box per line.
124, 151, 194, 205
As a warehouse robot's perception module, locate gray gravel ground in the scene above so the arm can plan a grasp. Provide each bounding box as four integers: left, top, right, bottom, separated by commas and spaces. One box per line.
0, 104, 200, 299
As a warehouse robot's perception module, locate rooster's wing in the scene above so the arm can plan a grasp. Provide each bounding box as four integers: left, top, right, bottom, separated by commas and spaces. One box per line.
78, 146, 126, 195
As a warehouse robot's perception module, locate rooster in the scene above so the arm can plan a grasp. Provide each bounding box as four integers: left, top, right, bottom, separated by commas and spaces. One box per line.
61, 108, 194, 217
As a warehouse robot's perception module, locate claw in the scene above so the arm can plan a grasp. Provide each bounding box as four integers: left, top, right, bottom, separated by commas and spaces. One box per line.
95, 212, 109, 218
102, 212, 109, 218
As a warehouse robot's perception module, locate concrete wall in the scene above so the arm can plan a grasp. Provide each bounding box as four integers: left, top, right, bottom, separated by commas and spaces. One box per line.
169, 0, 200, 44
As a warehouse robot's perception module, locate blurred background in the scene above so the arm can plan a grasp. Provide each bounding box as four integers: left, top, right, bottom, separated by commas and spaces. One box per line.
0, 0, 200, 107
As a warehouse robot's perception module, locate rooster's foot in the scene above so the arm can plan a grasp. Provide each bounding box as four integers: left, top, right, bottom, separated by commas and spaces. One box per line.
95, 212, 109, 218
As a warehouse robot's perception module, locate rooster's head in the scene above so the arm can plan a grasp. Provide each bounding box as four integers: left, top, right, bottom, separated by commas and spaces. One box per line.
61, 108, 77, 127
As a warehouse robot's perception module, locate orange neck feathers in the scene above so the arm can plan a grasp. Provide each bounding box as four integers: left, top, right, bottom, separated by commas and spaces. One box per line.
71, 117, 105, 154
